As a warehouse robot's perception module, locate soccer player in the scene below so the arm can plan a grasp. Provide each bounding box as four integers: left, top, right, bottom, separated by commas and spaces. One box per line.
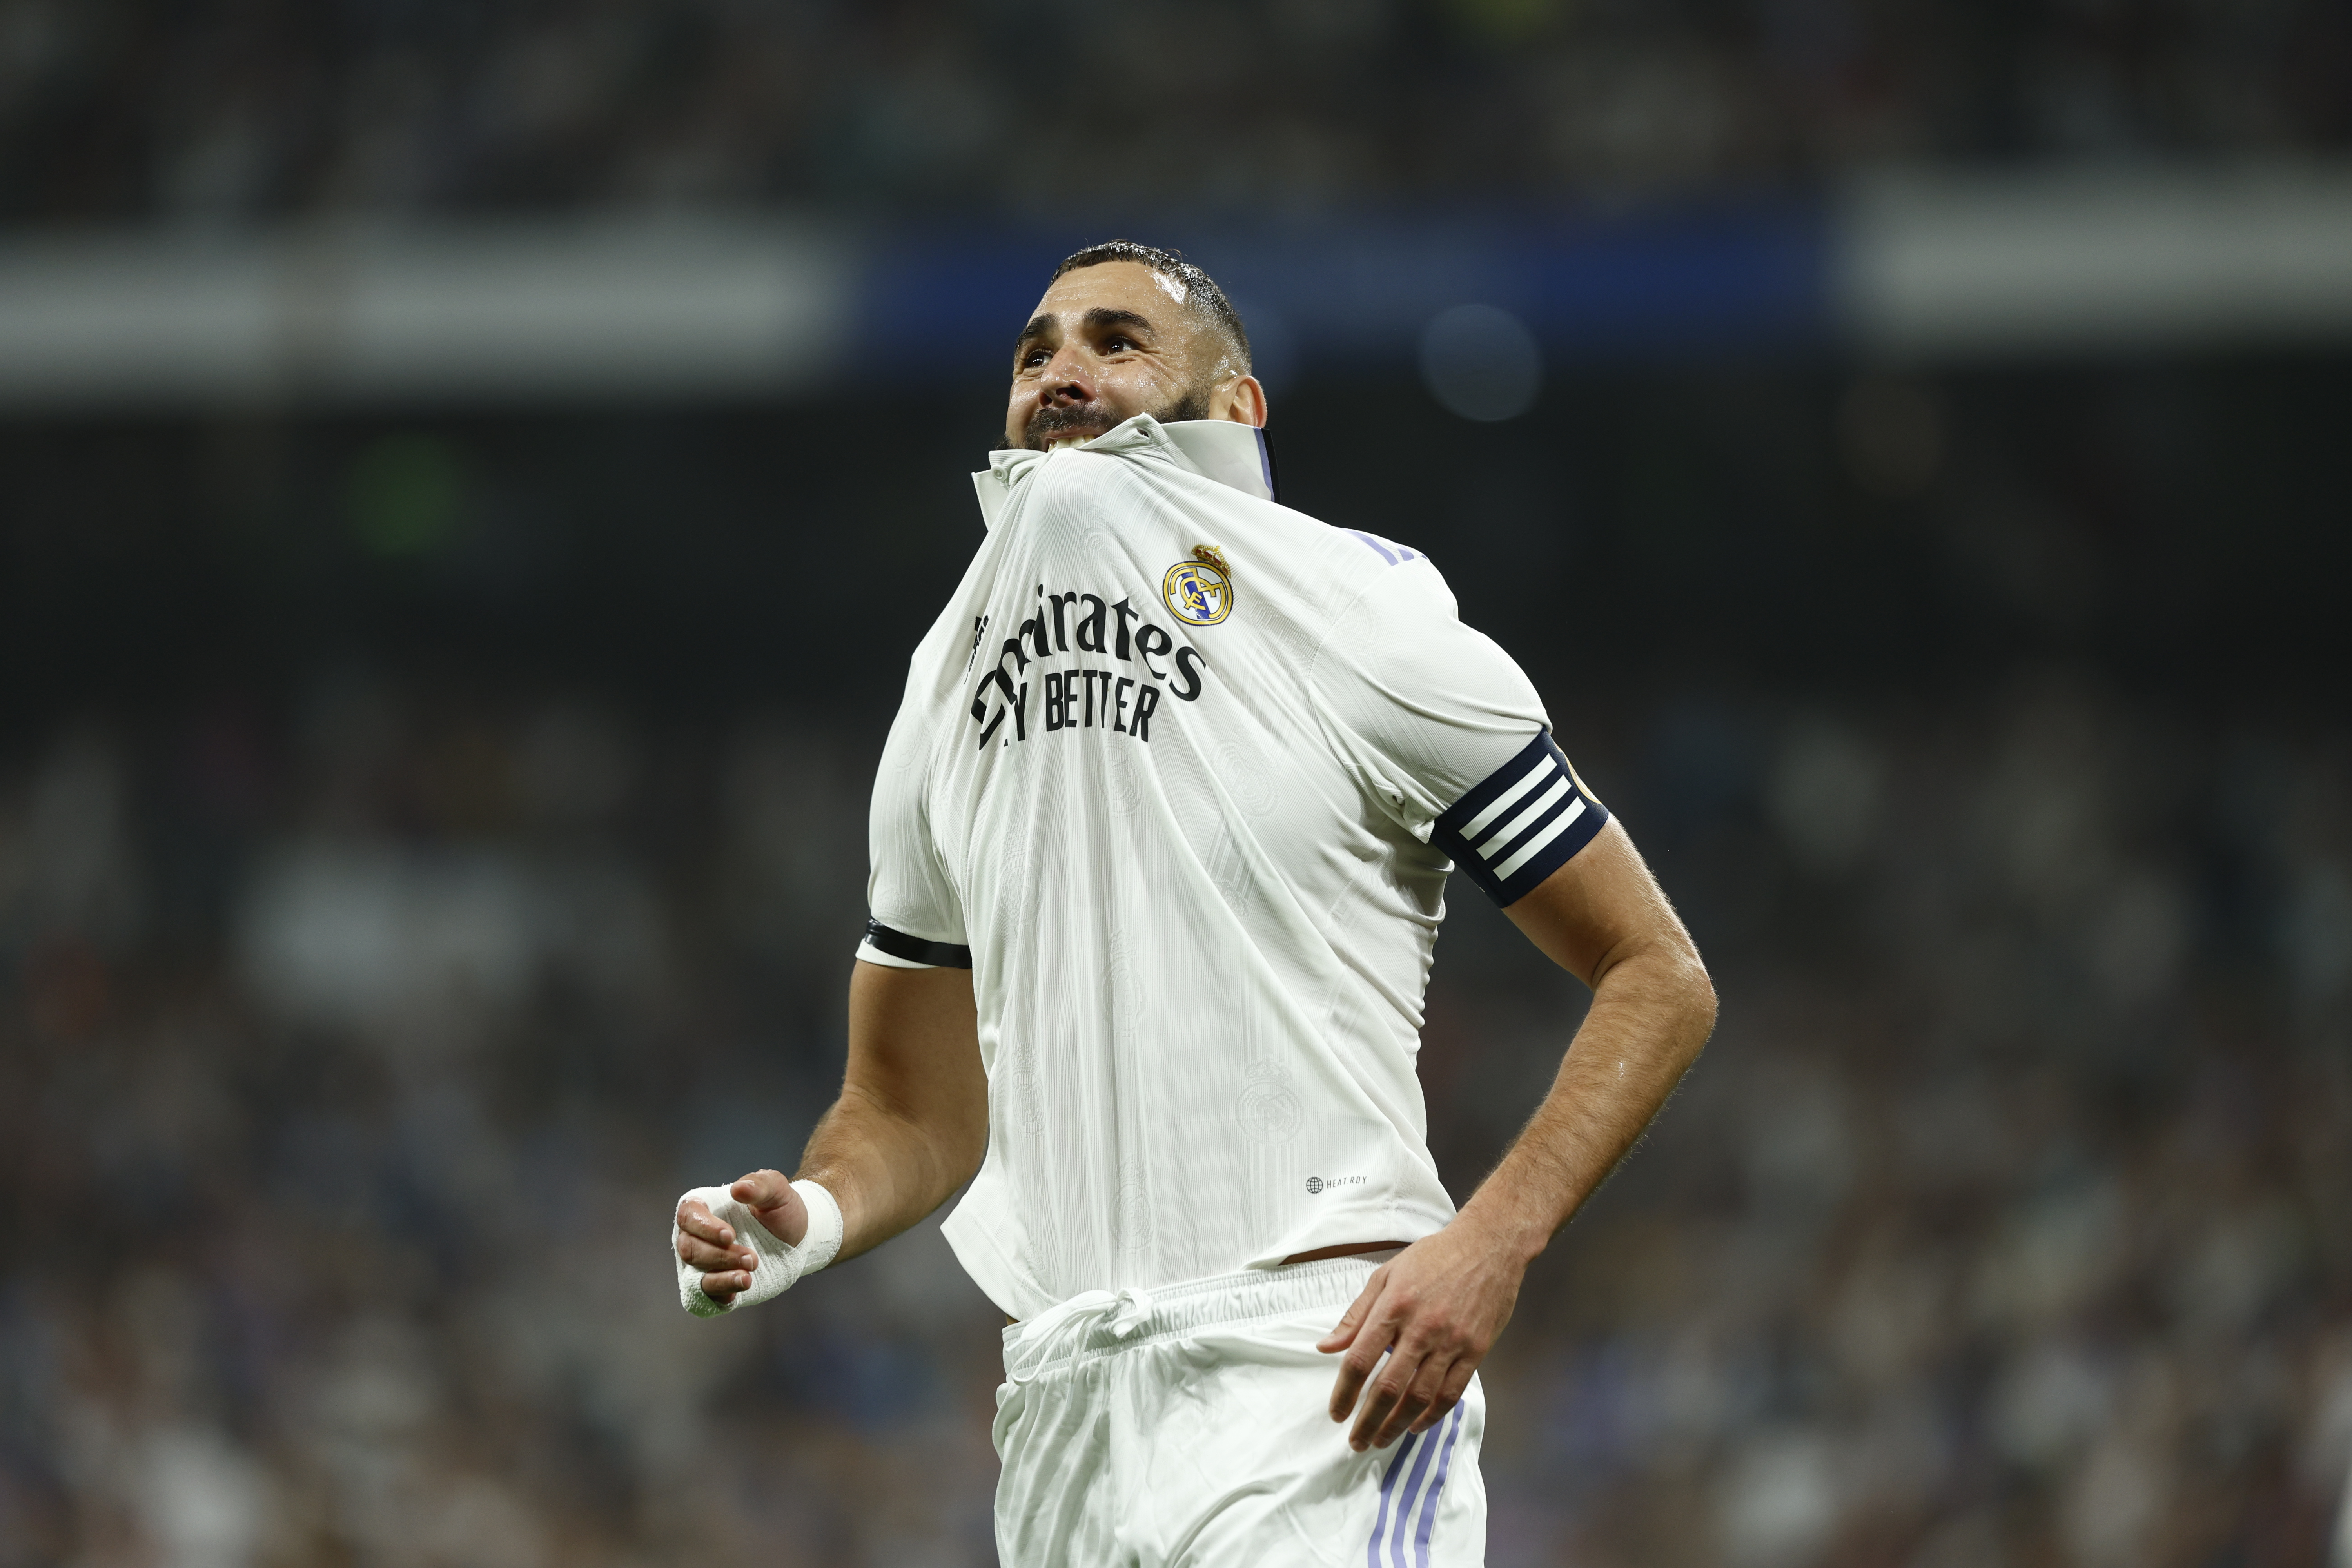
673, 241, 1717, 1565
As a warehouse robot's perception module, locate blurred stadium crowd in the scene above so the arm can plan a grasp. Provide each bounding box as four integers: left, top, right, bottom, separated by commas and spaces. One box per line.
0, 0, 2347, 222
1, 659, 2345, 1566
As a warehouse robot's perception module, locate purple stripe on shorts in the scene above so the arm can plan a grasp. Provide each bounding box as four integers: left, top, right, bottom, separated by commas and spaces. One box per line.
1364, 1430, 1423, 1568
1408, 1406, 1467, 1567
1385, 1414, 1448, 1568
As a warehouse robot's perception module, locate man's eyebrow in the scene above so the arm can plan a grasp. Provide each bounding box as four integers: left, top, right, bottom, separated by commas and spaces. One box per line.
1013, 314, 1056, 354
1082, 307, 1155, 335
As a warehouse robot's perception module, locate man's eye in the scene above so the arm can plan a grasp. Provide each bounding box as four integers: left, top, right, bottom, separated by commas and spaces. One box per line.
1105, 337, 1134, 352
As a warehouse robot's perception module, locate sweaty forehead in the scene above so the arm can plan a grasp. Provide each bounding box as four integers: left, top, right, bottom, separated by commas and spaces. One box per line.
1029, 261, 1196, 335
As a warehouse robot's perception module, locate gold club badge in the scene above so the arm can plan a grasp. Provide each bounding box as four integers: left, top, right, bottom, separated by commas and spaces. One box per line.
1162, 546, 1234, 626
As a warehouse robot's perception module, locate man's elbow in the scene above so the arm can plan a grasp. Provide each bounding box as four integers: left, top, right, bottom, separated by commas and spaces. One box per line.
1665, 937, 1718, 1056
945, 1115, 991, 1189
1688, 961, 1719, 1042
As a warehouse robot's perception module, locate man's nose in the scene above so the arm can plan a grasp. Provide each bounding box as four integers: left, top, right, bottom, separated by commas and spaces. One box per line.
1038, 346, 1097, 403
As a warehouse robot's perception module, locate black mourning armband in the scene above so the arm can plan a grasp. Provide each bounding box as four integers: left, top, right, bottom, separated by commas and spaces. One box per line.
1430, 731, 1609, 907
862, 918, 973, 969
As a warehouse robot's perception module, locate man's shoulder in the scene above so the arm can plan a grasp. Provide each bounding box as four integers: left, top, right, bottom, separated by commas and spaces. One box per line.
1285, 518, 1456, 625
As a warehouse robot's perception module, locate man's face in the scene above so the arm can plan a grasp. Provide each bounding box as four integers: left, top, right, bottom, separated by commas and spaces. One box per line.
1004, 261, 1263, 451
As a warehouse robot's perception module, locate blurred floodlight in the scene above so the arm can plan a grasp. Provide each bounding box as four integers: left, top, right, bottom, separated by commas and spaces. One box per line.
0, 216, 847, 408
1419, 304, 1543, 421
1844, 166, 2352, 355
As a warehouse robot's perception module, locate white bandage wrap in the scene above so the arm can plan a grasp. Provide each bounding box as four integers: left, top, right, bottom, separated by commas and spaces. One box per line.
672, 1181, 843, 1318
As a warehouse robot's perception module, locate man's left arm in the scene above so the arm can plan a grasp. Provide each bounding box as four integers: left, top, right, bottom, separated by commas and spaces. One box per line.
1321, 817, 1717, 1451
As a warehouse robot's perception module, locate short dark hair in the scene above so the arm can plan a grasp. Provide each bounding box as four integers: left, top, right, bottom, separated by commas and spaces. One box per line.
1049, 240, 1252, 376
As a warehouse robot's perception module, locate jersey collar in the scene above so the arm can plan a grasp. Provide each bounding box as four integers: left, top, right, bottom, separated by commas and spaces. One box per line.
972, 416, 1276, 532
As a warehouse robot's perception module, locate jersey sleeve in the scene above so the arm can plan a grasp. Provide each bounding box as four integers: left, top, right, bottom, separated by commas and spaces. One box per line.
1310, 558, 1609, 907
858, 696, 971, 970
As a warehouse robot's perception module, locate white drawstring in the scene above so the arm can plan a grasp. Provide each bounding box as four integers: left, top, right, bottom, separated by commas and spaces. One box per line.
1008, 1287, 1157, 1384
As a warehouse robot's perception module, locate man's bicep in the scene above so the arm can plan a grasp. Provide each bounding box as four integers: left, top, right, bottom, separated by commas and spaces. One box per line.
1500, 820, 1696, 989
845, 959, 988, 1169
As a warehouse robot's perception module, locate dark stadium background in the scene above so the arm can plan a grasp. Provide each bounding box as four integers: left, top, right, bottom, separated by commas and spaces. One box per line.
3, 5, 2351, 1567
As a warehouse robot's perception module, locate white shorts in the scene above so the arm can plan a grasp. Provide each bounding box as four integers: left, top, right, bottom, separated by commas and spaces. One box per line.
991, 1258, 1487, 1568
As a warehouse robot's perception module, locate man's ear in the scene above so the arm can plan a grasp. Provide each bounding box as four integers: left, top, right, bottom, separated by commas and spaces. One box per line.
1215, 375, 1269, 428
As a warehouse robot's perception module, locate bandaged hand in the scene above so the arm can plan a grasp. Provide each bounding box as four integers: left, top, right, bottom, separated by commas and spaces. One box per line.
672, 1169, 842, 1317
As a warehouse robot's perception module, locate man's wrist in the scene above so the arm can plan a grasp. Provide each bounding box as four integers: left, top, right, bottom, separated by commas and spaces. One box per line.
790, 1179, 845, 1274
1454, 1190, 1559, 1267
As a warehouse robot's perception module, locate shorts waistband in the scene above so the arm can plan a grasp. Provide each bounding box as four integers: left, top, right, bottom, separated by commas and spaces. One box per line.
1001, 1258, 1379, 1380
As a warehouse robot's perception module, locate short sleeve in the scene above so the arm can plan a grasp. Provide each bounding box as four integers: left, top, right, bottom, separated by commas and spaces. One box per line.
860, 699, 971, 969
1311, 557, 1609, 907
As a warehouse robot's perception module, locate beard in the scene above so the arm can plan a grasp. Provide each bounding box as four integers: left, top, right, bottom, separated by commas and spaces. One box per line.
1021, 384, 1214, 451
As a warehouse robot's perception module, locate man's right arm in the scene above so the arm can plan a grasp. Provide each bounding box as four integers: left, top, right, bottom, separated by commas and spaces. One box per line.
675, 960, 986, 1305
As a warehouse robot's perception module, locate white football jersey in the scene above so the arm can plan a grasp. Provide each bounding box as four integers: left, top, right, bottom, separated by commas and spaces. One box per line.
858, 415, 1608, 1320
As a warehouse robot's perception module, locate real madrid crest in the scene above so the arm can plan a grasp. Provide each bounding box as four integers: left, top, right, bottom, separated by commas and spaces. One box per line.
1162, 545, 1234, 627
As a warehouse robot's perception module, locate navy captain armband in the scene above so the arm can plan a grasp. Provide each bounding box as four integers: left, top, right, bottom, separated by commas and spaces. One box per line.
1431, 731, 1610, 907
862, 918, 973, 969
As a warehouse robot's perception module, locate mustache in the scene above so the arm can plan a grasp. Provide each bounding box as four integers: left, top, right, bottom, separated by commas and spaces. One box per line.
1021, 386, 1214, 451
1022, 403, 1116, 450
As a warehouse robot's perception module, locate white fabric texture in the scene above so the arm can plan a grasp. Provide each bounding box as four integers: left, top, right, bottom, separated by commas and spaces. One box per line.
866, 416, 1573, 1319
991, 1258, 1486, 1568
1004, 1286, 1158, 1385
671, 1180, 842, 1318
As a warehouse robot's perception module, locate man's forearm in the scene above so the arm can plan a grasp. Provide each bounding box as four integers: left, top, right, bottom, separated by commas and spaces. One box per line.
1455, 941, 1715, 1261
796, 1084, 979, 1263
671, 964, 982, 1307
1317, 826, 1712, 1449
788, 961, 989, 1265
